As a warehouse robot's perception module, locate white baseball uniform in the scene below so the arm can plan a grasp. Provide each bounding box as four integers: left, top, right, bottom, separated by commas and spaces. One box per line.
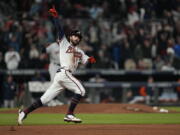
40, 36, 89, 104
46, 42, 60, 81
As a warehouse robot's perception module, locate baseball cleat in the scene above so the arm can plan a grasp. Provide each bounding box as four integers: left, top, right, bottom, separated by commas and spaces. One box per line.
64, 114, 82, 123
18, 109, 26, 125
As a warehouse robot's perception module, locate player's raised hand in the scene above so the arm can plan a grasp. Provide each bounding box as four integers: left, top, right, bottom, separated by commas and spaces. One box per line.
88, 56, 96, 64
48, 5, 58, 18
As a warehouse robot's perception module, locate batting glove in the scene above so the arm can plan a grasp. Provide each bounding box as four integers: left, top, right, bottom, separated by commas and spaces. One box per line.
88, 56, 96, 64
48, 5, 58, 18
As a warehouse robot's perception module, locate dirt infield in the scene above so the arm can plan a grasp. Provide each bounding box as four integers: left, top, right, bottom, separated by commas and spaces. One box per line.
1, 124, 180, 135
0, 103, 175, 114
1, 104, 179, 135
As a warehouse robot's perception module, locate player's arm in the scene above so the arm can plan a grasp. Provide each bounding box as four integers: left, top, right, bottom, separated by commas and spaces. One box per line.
49, 6, 64, 40
80, 50, 96, 64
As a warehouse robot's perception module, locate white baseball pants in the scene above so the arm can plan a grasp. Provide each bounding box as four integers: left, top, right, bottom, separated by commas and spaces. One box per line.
40, 69, 85, 105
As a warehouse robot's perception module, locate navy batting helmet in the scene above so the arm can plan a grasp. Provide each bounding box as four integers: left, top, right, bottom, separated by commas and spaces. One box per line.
69, 29, 82, 40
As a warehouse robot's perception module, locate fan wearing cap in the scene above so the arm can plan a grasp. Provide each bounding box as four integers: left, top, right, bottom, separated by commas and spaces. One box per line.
18, 6, 96, 125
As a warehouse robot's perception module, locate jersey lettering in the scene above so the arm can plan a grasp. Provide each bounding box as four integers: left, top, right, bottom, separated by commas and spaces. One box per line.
74, 52, 82, 58
66, 46, 74, 53
66, 46, 82, 58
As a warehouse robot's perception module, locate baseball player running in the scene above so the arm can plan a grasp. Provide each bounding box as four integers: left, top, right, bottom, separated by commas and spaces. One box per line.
18, 6, 96, 124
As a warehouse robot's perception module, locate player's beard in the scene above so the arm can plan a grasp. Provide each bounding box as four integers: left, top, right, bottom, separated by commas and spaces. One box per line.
71, 40, 80, 46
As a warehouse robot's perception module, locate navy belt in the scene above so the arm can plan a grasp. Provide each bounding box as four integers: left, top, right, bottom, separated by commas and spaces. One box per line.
53, 63, 60, 66
56, 68, 61, 73
56, 67, 72, 73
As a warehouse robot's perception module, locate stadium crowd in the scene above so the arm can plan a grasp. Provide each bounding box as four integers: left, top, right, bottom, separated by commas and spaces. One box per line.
0, 0, 180, 107
0, 0, 180, 71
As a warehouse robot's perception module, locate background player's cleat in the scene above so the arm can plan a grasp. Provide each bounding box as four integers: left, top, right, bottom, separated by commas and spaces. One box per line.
18, 110, 26, 125
64, 114, 82, 123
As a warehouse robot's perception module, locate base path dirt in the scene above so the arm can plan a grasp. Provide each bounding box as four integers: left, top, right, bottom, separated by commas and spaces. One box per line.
0, 103, 175, 114
1, 124, 180, 135
0, 104, 179, 135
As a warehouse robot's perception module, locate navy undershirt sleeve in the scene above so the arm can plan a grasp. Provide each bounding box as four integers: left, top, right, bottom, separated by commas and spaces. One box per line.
53, 17, 64, 40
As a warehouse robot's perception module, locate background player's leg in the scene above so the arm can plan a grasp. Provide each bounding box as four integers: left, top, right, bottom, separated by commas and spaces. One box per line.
49, 63, 56, 81
4, 100, 8, 108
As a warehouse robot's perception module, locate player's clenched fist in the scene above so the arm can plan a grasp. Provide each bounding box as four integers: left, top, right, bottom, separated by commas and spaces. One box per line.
88, 56, 96, 64
48, 5, 58, 18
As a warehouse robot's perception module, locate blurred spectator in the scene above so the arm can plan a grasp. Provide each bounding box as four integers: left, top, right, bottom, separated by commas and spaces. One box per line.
16, 83, 25, 107
166, 38, 175, 63
124, 59, 136, 70
161, 60, 175, 71
30, 71, 47, 103
0, 0, 179, 71
111, 42, 122, 69
4, 47, 21, 70
93, 49, 115, 69
134, 44, 143, 62
121, 38, 133, 63
31, 72, 46, 82
159, 61, 178, 102
112, 22, 126, 44
142, 39, 152, 59
29, 44, 40, 69
154, 55, 164, 70
172, 6, 180, 22
99, 20, 112, 46
29, 45, 39, 59
173, 35, 180, 58
129, 76, 155, 104
0, 52, 6, 69
159, 87, 178, 103
127, 6, 140, 26
29, 0, 43, 17
157, 23, 171, 56
87, 74, 113, 103
0, 73, 4, 107
137, 58, 153, 70
87, 21, 100, 52
3, 75, 16, 108
176, 79, 180, 102
7, 22, 22, 52
88, 4, 103, 19
8, 35, 20, 52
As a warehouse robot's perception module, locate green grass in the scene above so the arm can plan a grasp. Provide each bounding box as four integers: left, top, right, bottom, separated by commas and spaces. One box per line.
162, 107, 180, 112
0, 113, 180, 125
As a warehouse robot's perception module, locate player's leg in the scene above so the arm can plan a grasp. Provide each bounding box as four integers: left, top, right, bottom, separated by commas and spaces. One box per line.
49, 64, 67, 104
4, 100, 8, 108
10, 100, 14, 108
18, 73, 64, 125
63, 70, 85, 123
40, 82, 64, 105
49, 63, 56, 81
